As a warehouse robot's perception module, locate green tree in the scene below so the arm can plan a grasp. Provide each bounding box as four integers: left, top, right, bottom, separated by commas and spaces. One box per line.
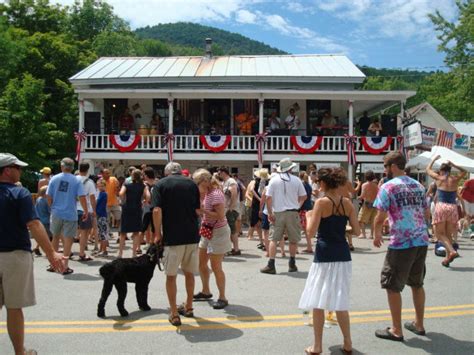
136, 38, 172, 57
93, 31, 139, 56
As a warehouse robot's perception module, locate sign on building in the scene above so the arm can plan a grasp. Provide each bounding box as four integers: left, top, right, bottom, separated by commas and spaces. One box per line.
403, 121, 422, 147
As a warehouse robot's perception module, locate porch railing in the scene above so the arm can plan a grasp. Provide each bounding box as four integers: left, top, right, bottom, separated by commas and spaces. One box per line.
84, 135, 398, 153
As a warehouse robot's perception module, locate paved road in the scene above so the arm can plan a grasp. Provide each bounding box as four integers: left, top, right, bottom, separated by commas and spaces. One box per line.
1, 233, 473, 354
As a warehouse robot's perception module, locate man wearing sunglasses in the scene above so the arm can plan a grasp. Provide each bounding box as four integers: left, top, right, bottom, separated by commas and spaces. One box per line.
0, 153, 65, 355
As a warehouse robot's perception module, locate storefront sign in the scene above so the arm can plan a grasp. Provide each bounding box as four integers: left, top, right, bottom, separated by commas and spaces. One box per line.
360, 163, 384, 173
421, 125, 436, 148
403, 121, 422, 147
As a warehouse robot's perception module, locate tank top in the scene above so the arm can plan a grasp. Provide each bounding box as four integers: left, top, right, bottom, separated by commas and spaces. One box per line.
314, 196, 351, 263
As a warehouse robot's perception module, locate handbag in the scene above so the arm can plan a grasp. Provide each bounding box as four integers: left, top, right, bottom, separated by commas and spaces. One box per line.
199, 221, 217, 240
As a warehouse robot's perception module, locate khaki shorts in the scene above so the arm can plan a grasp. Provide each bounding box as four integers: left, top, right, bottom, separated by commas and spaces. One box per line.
199, 225, 232, 255
107, 205, 121, 221
0, 250, 36, 309
50, 214, 78, 238
269, 210, 301, 243
381, 246, 428, 292
163, 244, 199, 276
358, 203, 377, 225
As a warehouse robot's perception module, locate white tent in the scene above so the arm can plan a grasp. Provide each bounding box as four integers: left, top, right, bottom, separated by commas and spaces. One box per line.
407, 146, 474, 173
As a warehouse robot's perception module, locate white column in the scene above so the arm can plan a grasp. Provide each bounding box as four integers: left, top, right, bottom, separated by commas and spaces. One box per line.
348, 100, 354, 181
399, 100, 405, 152
230, 99, 234, 134
258, 98, 264, 134
79, 98, 85, 131
168, 98, 174, 134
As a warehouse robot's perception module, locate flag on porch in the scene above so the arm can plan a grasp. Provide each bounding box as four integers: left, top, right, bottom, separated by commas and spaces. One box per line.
436, 130, 454, 148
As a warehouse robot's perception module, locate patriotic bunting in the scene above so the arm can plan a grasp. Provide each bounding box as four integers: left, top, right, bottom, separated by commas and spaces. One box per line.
200, 135, 232, 153
109, 133, 141, 152
344, 134, 357, 165
290, 135, 324, 154
436, 130, 454, 148
74, 129, 87, 162
255, 133, 268, 166
164, 133, 175, 162
360, 136, 393, 154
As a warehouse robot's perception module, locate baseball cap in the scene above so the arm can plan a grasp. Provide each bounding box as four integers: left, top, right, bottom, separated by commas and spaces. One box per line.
0, 153, 28, 168
40, 167, 52, 174
182, 169, 190, 177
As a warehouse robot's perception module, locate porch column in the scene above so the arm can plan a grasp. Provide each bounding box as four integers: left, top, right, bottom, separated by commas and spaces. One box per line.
400, 100, 405, 151
258, 98, 264, 168
78, 98, 85, 132
348, 100, 354, 181
168, 98, 174, 134
230, 99, 234, 134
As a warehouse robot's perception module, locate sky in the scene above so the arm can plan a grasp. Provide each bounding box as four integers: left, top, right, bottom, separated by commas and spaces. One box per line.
52, 0, 459, 70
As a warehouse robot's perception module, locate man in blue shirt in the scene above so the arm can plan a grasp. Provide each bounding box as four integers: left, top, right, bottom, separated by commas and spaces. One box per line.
46, 157, 88, 274
0, 153, 64, 354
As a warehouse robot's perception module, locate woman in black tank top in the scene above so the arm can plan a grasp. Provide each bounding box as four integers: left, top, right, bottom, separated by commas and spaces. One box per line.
299, 168, 361, 355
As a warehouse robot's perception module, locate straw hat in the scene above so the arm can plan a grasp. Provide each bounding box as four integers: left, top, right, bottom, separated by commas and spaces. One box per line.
254, 168, 269, 180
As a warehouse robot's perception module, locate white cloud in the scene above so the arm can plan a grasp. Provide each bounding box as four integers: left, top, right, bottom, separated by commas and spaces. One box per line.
286, 2, 315, 14
235, 9, 258, 24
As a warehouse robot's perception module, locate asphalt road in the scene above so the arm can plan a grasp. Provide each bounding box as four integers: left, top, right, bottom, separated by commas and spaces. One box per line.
1, 233, 473, 355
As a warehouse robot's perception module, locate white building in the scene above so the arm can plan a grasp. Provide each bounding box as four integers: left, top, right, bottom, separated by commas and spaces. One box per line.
70, 49, 414, 178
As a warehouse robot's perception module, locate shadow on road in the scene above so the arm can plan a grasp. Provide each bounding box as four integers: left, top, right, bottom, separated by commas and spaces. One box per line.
64, 273, 102, 281
178, 317, 244, 342
328, 345, 365, 354
110, 308, 169, 331
403, 332, 474, 354
223, 304, 263, 322
447, 266, 474, 272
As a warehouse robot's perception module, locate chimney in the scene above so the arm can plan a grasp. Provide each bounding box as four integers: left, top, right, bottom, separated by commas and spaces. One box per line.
205, 38, 212, 59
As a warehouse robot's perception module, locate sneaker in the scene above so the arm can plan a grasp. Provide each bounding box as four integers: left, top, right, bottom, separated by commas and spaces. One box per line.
260, 265, 276, 274
288, 264, 298, 272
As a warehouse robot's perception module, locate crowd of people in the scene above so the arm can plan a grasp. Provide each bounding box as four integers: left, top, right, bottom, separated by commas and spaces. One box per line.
1, 151, 473, 354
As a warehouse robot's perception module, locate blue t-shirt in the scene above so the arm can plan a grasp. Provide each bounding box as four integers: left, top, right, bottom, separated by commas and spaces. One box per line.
0, 183, 38, 252
46, 173, 85, 221
373, 175, 429, 250
35, 197, 50, 225
96, 191, 108, 218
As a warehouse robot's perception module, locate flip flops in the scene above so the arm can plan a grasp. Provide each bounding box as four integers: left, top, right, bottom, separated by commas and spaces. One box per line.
193, 292, 213, 300
168, 314, 181, 327
404, 321, 426, 335
375, 327, 404, 342
177, 303, 194, 318
62, 268, 74, 275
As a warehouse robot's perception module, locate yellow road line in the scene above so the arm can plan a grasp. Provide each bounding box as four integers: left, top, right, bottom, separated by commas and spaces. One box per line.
1, 304, 471, 327
0, 310, 472, 334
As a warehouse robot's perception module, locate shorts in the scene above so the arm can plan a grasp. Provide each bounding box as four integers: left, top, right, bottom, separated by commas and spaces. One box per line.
433, 202, 458, 225
299, 210, 307, 230
226, 210, 239, 234
199, 225, 232, 255
0, 250, 36, 309
464, 202, 474, 216
50, 214, 78, 238
380, 246, 428, 292
358, 203, 377, 225
269, 211, 301, 243
261, 213, 270, 230
41, 223, 52, 240
78, 211, 93, 230
142, 212, 155, 233
97, 216, 109, 241
107, 205, 121, 221
163, 244, 199, 276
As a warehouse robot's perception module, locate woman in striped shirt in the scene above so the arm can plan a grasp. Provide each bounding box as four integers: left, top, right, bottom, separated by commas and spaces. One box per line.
192, 169, 232, 309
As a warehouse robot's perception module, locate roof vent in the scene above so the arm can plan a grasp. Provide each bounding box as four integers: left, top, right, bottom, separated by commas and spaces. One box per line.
205, 38, 212, 59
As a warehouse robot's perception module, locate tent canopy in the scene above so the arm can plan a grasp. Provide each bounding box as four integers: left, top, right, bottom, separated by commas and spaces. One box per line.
406, 146, 474, 173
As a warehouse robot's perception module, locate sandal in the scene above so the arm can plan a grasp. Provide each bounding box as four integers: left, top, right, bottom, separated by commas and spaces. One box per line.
62, 268, 74, 275
212, 299, 228, 309
79, 255, 93, 261
193, 292, 213, 300
177, 303, 194, 318
340, 347, 353, 354
301, 249, 314, 254
375, 327, 404, 342
349, 244, 355, 251
404, 321, 426, 335
168, 314, 181, 327
46, 265, 55, 272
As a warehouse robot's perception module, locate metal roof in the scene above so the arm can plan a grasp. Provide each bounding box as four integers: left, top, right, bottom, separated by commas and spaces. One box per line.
70, 55, 366, 84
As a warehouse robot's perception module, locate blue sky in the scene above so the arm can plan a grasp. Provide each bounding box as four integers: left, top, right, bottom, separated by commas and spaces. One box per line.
55, 0, 459, 70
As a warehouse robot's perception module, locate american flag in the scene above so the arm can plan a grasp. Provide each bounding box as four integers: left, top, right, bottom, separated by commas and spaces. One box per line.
436, 130, 454, 148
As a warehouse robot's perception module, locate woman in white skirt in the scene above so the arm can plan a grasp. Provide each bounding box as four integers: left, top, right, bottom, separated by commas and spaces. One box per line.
299, 167, 361, 355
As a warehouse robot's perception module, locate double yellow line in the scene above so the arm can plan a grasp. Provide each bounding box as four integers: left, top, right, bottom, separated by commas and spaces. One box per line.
1, 304, 472, 334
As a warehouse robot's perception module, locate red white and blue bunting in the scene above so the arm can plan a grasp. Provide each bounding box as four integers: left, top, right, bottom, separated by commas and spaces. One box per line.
74, 129, 87, 162
290, 136, 323, 154
200, 135, 232, 153
109, 133, 141, 152
344, 134, 357, 165
360, 136, 393, 154
164, 133, 175, 162
255, 132, 268, 165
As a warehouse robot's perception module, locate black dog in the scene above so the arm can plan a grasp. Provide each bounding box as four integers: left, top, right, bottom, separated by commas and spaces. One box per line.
97, 244, 163, 318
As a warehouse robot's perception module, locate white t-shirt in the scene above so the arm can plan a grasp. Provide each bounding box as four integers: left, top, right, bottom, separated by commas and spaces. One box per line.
266, 173, 306, 213
76, 175, 96, 212
285, 115, 300, 129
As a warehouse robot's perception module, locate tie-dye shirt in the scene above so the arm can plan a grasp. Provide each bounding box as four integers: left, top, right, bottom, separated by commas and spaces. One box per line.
373, 175, 429, 249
